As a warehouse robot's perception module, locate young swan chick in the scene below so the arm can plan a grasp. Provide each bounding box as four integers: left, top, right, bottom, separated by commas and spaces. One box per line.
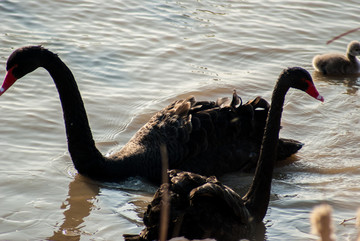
312, 40, 360, 75
310, 204, 335, 241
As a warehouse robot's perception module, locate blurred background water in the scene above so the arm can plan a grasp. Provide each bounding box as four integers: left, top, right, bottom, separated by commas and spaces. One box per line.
0, 0, 359, 240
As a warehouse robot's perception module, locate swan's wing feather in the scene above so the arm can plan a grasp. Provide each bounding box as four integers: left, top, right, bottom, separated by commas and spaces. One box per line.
138, 170, 253, 240
115, 93, 302, 181
189, 179, 250, 223
168, 95, 260, 176
154, 93, 301, 176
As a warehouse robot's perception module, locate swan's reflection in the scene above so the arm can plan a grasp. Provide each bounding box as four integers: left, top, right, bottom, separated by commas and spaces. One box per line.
312, 71, 360, 95
48, 173, 266, 241
48, 175, 100, 241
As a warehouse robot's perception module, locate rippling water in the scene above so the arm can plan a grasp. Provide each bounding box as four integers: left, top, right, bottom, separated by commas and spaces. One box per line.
0, 0, 359, 240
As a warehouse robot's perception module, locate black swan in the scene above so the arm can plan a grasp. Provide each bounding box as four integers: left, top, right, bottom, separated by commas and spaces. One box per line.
1, 46, 312, 183
124, 67, 324, 241
312, 40, 360, 75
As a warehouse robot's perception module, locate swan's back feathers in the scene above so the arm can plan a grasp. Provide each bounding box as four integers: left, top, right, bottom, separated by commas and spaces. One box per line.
171, 95, 261, 177
130, 170, 253, 241
109, 91, 302, 182
189, 178, 250, 221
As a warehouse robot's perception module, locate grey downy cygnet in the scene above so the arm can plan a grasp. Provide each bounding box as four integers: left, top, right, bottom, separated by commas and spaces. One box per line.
312, 40, 360, 75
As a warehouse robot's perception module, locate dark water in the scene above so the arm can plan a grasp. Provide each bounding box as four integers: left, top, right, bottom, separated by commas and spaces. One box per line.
0, 0, 359, 240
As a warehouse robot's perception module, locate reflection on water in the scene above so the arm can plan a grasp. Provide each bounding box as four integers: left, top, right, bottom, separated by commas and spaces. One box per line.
48, 175, 100, 241
313, 71, 360, 95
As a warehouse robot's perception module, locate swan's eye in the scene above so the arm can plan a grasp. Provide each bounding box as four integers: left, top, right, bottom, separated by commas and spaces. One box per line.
7, 64, 18, 72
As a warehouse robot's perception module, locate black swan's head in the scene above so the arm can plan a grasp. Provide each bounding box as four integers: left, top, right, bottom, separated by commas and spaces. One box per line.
279, 67, 324, 102
1, 46, 48, 96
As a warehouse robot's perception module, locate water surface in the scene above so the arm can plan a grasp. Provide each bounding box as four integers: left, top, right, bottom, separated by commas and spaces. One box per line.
0, 0, 359, 240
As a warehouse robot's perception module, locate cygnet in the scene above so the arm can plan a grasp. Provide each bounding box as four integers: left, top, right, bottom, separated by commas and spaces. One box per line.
312, 40, 360, 75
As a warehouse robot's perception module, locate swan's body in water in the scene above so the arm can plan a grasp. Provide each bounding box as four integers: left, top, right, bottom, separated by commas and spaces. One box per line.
124, 67, 324, 241
0, 46, 307, 183
312, 40, 360, 75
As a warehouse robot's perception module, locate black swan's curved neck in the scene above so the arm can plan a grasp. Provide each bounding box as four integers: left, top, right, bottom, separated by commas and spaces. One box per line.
41, 50, 132, 180
244, 78, 288, 222
44, 52, 103, 171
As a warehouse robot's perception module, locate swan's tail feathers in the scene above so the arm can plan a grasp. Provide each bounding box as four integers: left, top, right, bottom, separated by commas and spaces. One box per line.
277, 138, 304, 160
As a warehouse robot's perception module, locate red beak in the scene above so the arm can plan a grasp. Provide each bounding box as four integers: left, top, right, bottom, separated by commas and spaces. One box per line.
0, 65, 17, 96
306, 81, 324, 102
